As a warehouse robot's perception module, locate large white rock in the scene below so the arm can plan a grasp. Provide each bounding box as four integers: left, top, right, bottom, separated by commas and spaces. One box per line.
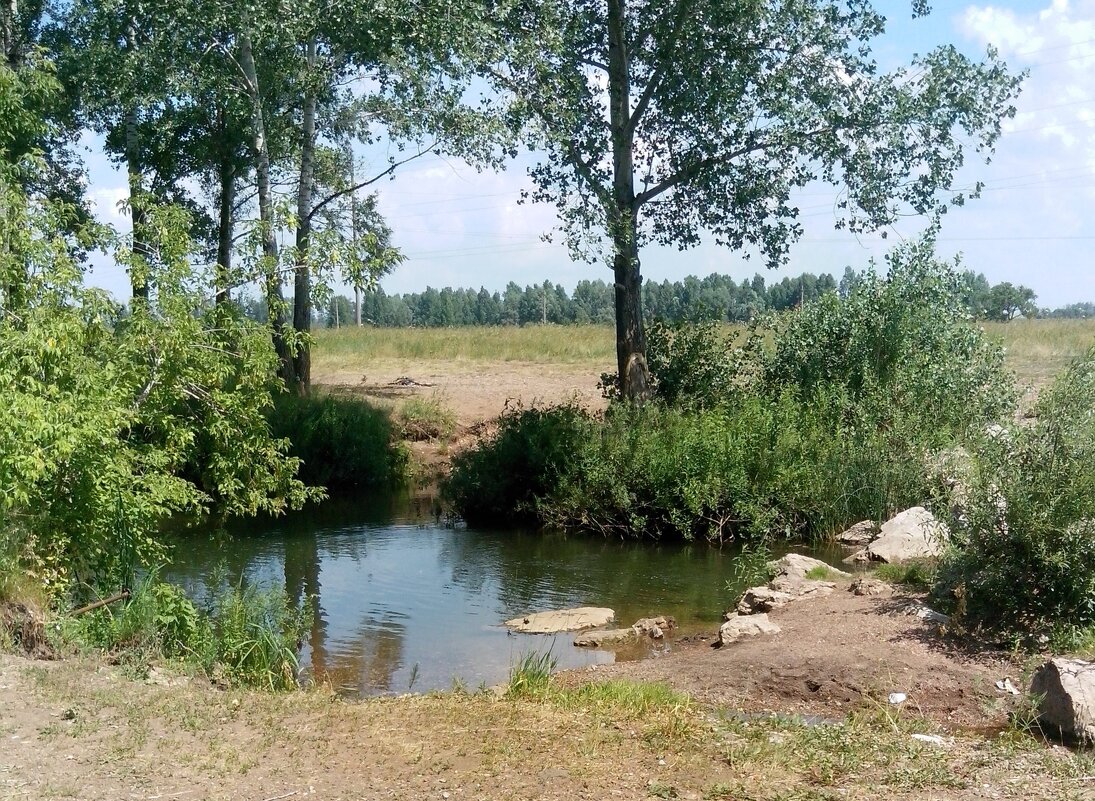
858, 507, 949, 564
718, 613, 781, 645
505, 607, 615, 634
767, 553, 850, 580
1031, 658, 1095, 743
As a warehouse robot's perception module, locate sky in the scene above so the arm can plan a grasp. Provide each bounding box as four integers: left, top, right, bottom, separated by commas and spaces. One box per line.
82, 0, 1095, 309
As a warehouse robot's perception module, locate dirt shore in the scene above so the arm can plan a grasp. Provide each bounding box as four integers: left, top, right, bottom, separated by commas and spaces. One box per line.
3, 579, 1093, 801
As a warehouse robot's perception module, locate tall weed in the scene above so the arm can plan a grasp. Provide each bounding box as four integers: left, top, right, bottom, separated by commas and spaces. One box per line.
940, 344, 1095, 636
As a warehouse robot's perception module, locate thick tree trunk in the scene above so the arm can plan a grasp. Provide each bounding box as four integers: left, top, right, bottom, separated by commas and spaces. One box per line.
291, 39, 317, 395
606, 0, 650, 401
215, 147, 234, 305
354, 286, 361, 326
240, 29, 295, 386
612, 217, 649, 400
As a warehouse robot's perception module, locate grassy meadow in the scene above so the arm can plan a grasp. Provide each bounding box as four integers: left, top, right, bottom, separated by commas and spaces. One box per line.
313, 318, 1095, 387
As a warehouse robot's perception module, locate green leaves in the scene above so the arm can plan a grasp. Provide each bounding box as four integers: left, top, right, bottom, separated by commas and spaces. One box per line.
0, 174, 318, 597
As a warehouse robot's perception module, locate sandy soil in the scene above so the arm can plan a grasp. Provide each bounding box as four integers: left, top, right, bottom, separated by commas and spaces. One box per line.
315, 359, 609, 426
577, 582, 1017, 732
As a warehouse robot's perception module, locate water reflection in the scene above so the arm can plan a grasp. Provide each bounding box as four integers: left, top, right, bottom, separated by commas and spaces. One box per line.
164, 493, 839, 696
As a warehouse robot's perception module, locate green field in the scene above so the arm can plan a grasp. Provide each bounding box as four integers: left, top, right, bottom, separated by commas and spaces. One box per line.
313, 319, 1095, 387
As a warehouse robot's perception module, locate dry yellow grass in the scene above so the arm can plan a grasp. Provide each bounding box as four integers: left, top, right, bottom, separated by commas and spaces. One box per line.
6, 653, 1095, 801
313, 319, 1095, 391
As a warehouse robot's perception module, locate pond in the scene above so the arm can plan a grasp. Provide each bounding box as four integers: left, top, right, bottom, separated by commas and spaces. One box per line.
165, 492, 845, 696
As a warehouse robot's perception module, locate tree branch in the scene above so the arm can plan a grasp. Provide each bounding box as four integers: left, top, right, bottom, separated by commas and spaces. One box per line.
304, 140, 438, 224
626, 0, 694, 137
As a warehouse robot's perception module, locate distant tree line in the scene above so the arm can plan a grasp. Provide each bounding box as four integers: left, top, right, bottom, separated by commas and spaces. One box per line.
234, 268, 1061, 328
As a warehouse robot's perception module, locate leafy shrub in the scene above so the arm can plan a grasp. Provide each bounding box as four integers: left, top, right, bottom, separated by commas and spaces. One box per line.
0, 181, 315, 598
270, 393, 407, 489
646, 321, 739, 409
448, 392, 933, 541
754, 240, 1016, 441
939, 345, 1095, 637
445, 401, 596, 526
544, 393, 932, 541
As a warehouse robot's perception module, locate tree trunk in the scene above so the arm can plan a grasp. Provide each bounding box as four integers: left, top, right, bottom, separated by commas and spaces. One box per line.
607, 0, 650, 401
215, 144, 235, 305
240, 28, 295, 386
291, 39, 317, 395
2, 0, 18, 68
354, 286, 361, 326
124, 21, 149, 305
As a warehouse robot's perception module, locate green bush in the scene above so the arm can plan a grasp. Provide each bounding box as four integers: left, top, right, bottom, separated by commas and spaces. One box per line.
545, 393, 932, 541
447, 390, 934, 541
754, 240, 1016, 440
445, 401, 597, 526
270, 393, 408, 489
939, 345, 1095, 639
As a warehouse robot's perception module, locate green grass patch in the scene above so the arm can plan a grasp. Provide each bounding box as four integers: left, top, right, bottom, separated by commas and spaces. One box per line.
397, 394, 457, 441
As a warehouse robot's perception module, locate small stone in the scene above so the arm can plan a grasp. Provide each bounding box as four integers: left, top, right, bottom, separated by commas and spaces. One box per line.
632, 616, 676, 638
767, 553, 851, 580
573, 628, 637, 647
849, 577, 891, 596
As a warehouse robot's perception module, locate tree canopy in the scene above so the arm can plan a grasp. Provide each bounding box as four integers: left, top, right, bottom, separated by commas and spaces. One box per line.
486, 0, 1023, 398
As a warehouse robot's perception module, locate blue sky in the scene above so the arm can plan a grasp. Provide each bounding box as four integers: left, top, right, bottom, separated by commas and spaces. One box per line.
82, 0, 1095, 308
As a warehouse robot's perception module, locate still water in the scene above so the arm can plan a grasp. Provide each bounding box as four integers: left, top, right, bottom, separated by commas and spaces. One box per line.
165, 492, 840, 696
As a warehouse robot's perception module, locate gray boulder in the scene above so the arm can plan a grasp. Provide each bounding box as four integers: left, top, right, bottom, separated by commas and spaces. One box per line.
1031, 658, 1095, 743
505, 607, 614, 633
719, 613, 780, 646
838, 520, 878, 547
849, 577, 892, 597
632, 616, 676, 638
848, 507, 949, 564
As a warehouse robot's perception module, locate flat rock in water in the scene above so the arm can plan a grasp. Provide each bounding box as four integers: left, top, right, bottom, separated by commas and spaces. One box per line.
838, 520, 879, 547
767, 553, 850, 579
1031, 658, 1095, 743
719, 613, 781, 646
505, 606, 615, 634
573, 628, 637, 647
851, 507, 948, 565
